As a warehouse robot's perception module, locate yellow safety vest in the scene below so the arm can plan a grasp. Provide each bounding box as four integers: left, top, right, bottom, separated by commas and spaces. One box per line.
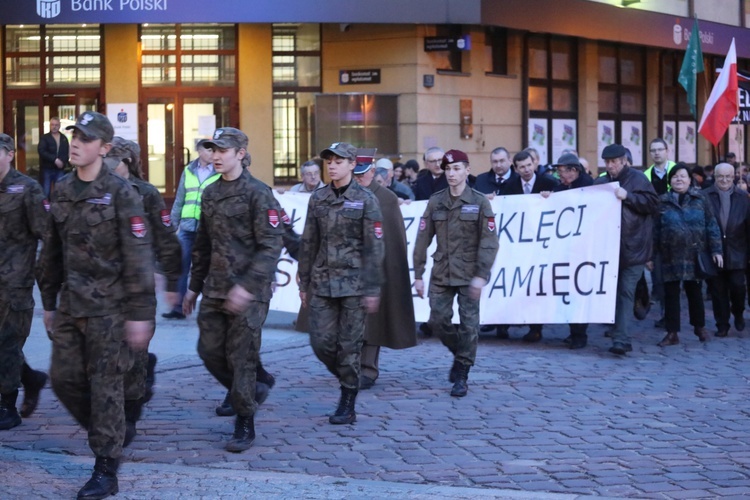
643, 160, 676, 183
181, 169, 220, 221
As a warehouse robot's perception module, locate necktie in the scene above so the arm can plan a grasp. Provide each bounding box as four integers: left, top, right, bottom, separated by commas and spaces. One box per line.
524, 182, 531, 194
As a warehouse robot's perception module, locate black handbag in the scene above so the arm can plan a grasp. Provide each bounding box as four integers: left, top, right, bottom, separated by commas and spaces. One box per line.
633, 273, 651, 320
696, 250, 718, 279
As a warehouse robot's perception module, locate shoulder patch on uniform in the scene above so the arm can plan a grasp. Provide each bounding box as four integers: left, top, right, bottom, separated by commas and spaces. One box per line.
268, 209, 280, 228
7, 184, 24, 194
87, 193, 112, 205
374, 221, 383, 239
419, 218, 426, 231
281, 209, 291, 225
130, 216, 147, 238
461, 204, 480, 213
488, 216, 496, 232
343, 200, 364, 209
43, 199, 50, 212
160, 209, 171, 227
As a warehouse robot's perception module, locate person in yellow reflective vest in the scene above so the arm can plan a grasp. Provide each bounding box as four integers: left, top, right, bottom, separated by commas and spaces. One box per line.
163, 139, 220, 319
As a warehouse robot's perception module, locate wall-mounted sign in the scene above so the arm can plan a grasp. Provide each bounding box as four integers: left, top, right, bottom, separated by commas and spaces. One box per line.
106, 103, 138, 142
424, 35, 471, 52
339, 69, 381, 85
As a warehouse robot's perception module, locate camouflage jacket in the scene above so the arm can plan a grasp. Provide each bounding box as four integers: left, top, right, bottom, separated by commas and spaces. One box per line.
39, 166, 156, 321
130, 177, 182, 292
0, 169, 48, 308
299, 180, 384, 297
413, 187, 499, 287
189, 170, 284, 303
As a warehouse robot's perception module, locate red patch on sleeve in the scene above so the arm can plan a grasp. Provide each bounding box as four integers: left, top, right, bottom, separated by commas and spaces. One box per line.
268, 209, 280, 228
281, 209, 291, 225
160, 209, 171, 227
130, 216, 147, 238
488, 217, 496, 232
43, 199, 50, 212
374, 221, 383, 239
419, 218, 426, 231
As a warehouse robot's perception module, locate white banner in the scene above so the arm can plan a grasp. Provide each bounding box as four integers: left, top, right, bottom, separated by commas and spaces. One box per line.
269, 184, 622, 324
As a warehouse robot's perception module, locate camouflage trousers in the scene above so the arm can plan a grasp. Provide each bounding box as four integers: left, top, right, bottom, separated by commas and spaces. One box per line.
0, 299, 33, 395
429, 284, 479, 366
50, 312, 129, 459
309, 295, 365, 390
197, 298, 267, 418
124, 348, 149, 402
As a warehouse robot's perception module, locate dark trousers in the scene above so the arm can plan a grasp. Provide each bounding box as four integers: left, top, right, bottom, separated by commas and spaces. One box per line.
664, 280, 705, 333
708, 269, 746, 330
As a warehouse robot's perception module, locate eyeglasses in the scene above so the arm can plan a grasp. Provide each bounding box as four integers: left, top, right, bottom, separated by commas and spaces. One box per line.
715, 175, 734, 181
649, 148, 666, 153
425, 159, 441, 164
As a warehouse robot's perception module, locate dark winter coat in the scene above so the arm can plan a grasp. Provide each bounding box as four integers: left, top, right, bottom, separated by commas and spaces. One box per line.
703, 185, 750, 270
653, 189, 722, 282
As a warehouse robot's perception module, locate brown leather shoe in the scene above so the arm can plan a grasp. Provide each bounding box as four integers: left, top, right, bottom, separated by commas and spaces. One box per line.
657, 331, 679, 347
694, 327, 708, 342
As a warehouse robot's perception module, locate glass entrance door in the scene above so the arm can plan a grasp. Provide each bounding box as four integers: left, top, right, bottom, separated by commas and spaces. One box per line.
144, 94, 231, 199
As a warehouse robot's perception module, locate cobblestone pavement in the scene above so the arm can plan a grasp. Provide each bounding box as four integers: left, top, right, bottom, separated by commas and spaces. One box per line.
2, 294, 750, 499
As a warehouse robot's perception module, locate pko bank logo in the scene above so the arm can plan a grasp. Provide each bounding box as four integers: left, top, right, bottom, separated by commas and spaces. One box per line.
37, 0, 62, 19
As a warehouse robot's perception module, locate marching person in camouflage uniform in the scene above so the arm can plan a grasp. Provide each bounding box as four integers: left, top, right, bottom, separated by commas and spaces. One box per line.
183, 128, 283, 453
0, 134, 49, 431
299, 142, 384, 425
109, 137, 182, 447
413, 149, 498, 398
39, 112, 156, 500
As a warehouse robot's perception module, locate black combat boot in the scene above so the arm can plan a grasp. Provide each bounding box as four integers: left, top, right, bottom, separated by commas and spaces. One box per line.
77, 456, 119, 499
225, 415, 255, 452
257, 362, 276, 388
329, 387, 357, 425
20, 363, 48, 418
215, 391, 235, 417
0, 390, 21, 430
448, 359, 460, 383
143, 353, 157, 403
123, 399, 142, 448
450, 363, 470, 398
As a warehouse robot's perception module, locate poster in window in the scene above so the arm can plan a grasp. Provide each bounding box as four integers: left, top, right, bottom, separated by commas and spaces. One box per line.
528, 118, 548, 166
597, 120, 615, 168
106, 103, 138, 142
551, 119, 576, 166
621, 121, 643, 167
662, 121, 677, 163
728, 124, 745, 163
677, 121, 697, 164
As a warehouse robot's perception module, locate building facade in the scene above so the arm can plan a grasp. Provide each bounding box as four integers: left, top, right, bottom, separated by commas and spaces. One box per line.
2, 0, 750, 199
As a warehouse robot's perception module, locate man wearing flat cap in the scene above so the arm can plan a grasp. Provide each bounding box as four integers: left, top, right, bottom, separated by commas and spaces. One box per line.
299, 142, 384, 425
39, 111, 157, 499
183, 127, 284, 453
594, 143, 659, 355
413, 149, 498, 397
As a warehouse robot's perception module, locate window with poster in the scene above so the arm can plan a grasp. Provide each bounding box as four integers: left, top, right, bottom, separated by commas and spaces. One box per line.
597, 43, 646, 168
526, 34, 578, 167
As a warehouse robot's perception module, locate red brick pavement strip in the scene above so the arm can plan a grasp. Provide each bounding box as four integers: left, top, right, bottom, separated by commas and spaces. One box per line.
5, 303, 750, 498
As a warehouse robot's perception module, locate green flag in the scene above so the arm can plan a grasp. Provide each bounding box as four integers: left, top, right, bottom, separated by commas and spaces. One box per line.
678, 19, 704, 118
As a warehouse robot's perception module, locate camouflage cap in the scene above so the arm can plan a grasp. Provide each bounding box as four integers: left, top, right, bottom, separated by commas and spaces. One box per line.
320, 142, 358, 161
66, 111, 114, 143
204, 127, 248, 150
107, 137, 134, 163
0, 133, 15, 152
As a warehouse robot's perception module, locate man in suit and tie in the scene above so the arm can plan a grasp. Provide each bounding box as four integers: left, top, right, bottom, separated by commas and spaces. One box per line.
414, 147, 448, 201
507, 150, 559, 196
474, 147, 517, 198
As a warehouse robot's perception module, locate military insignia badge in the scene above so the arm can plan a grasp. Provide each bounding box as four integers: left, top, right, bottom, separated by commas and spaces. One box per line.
374, 221, 383, 239
7, 184, 25, 194
488, 217, 496, 232
268, 209, 280, 228
281, 209, 291, 225
419, 218, 426, 231
130, 216, 147, 238
160, 209, 171, 227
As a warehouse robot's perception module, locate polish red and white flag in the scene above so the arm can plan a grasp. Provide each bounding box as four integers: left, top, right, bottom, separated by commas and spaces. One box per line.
698, 38, 739, 146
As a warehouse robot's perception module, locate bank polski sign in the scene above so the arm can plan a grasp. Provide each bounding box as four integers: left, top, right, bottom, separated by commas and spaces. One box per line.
37, 0, 61, 18
35, 0, 167, 20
